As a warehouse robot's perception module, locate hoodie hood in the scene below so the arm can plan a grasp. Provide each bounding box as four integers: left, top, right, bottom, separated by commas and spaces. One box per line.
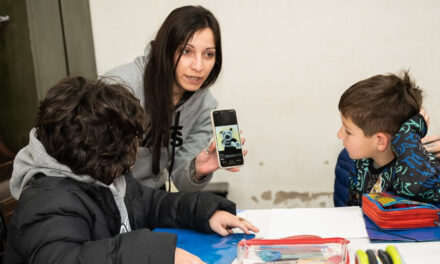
10, 128, 102, 199
135, 43, 151, 68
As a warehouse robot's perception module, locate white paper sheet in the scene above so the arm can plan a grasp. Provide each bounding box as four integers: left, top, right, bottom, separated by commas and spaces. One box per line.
238, 207, 368, 239
266, 207, 368, 239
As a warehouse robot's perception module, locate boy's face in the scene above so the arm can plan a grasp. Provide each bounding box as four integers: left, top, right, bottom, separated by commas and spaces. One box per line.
337, 114, 377, 160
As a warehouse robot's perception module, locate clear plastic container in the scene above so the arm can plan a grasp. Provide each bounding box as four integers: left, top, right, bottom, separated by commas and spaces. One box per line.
237, 237, 350, 264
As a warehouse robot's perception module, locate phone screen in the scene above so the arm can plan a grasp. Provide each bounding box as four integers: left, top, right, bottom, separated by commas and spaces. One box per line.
211, 109, 244, 168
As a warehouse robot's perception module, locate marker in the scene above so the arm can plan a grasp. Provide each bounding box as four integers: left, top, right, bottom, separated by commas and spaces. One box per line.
366, 249, 379, 264
355, 250, 369, 264
386, 245, 403, 264
378, 249, 392, 264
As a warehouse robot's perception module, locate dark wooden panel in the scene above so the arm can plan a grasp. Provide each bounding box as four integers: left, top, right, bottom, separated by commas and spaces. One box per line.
27, 0, 68, 98
0, 0, 95, 153
0, 0, 40, 153
60, 0, 97, 79
0, 138, 16, 259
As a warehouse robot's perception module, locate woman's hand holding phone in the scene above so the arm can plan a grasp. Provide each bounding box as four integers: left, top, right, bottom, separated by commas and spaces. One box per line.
194, 140, 219, 180
194, 135, 247, 180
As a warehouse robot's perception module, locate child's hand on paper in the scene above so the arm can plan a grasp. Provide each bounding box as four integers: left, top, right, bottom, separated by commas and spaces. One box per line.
175, 248, 205, 264
209, 210, 259, 236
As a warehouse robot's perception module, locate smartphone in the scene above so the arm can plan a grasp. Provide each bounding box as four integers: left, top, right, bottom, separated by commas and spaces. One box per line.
211, 109, 244, 168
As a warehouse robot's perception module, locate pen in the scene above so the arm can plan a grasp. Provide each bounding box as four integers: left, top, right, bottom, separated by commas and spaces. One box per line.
256, 259, 332, 264
259, 250, 324, 262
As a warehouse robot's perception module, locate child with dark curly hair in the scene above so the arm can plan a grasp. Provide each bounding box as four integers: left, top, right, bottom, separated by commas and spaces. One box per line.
5, 76, 258, 264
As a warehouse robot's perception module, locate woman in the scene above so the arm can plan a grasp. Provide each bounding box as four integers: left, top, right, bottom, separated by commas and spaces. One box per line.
106, 6, 242, 191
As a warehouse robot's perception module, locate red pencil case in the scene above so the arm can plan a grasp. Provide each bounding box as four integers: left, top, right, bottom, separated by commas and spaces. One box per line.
237, 235, 350, 264
362, 192, 440, 229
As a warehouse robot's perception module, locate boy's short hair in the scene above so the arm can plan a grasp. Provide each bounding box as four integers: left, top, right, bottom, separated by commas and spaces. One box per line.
338, 71, 422, 137
36, 76, 148, 185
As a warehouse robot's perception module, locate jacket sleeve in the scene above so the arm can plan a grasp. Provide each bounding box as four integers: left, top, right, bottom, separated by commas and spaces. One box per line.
127, 176, 236, 233
6, 188, 177, 264
171, 91, 218, 191
391, 113, 440, 203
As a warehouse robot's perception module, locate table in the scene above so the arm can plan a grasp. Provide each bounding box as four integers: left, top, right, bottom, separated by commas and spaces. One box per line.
233, 207, 440, 264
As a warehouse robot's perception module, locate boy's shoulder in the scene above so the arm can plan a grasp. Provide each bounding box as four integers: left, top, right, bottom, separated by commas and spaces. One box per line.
14, 175, 106, 222
21, 175, 86, 196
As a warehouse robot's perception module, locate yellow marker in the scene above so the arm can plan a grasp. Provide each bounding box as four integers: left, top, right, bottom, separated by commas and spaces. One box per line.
386, 245, 403, 264
355, 250, 369, 264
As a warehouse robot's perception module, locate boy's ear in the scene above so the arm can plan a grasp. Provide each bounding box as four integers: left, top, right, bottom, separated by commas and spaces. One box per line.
375, 132, 392, 152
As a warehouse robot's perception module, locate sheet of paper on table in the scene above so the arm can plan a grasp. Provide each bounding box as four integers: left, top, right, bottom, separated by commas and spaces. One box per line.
237, 206, 368, 239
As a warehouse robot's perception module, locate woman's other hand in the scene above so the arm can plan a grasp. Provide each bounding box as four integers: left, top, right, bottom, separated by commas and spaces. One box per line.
422, 135, 440, 158
419, 107, 431, 127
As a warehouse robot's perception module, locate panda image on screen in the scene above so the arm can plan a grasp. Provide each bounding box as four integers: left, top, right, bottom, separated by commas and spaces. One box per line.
215, 125, 243, 167
220, 127, 241, 150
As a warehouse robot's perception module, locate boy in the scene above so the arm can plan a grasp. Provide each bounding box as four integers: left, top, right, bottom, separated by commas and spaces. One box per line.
5, 76, 258, 263
337, 71, 440, 206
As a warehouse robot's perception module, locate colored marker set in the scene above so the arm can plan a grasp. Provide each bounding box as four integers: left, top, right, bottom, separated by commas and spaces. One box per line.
237, 237, 350, 264
355, 246, 404, 264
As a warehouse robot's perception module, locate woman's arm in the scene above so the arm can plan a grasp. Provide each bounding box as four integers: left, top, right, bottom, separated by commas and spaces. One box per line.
171, 90, 218, 191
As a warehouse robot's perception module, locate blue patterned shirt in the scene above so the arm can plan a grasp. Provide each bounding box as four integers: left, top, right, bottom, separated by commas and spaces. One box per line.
348, 114, 440, 205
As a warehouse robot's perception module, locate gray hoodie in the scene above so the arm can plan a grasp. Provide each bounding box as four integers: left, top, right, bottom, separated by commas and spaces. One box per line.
10, 128, 131, 232
104, 50, 218, 191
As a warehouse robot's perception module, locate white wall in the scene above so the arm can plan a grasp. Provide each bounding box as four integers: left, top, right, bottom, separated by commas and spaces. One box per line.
89, 0, 440, 209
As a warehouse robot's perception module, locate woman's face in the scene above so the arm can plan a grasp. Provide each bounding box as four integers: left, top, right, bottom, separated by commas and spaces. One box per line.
173, 27, 216, 97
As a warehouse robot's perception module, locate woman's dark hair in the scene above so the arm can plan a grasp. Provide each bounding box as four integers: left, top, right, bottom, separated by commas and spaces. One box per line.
338, 70, 423, 136
143, 5, 222, 174
36, 76, 148, 185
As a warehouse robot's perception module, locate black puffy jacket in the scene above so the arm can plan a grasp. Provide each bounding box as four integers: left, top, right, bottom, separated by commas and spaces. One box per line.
4, 174, 235, 263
